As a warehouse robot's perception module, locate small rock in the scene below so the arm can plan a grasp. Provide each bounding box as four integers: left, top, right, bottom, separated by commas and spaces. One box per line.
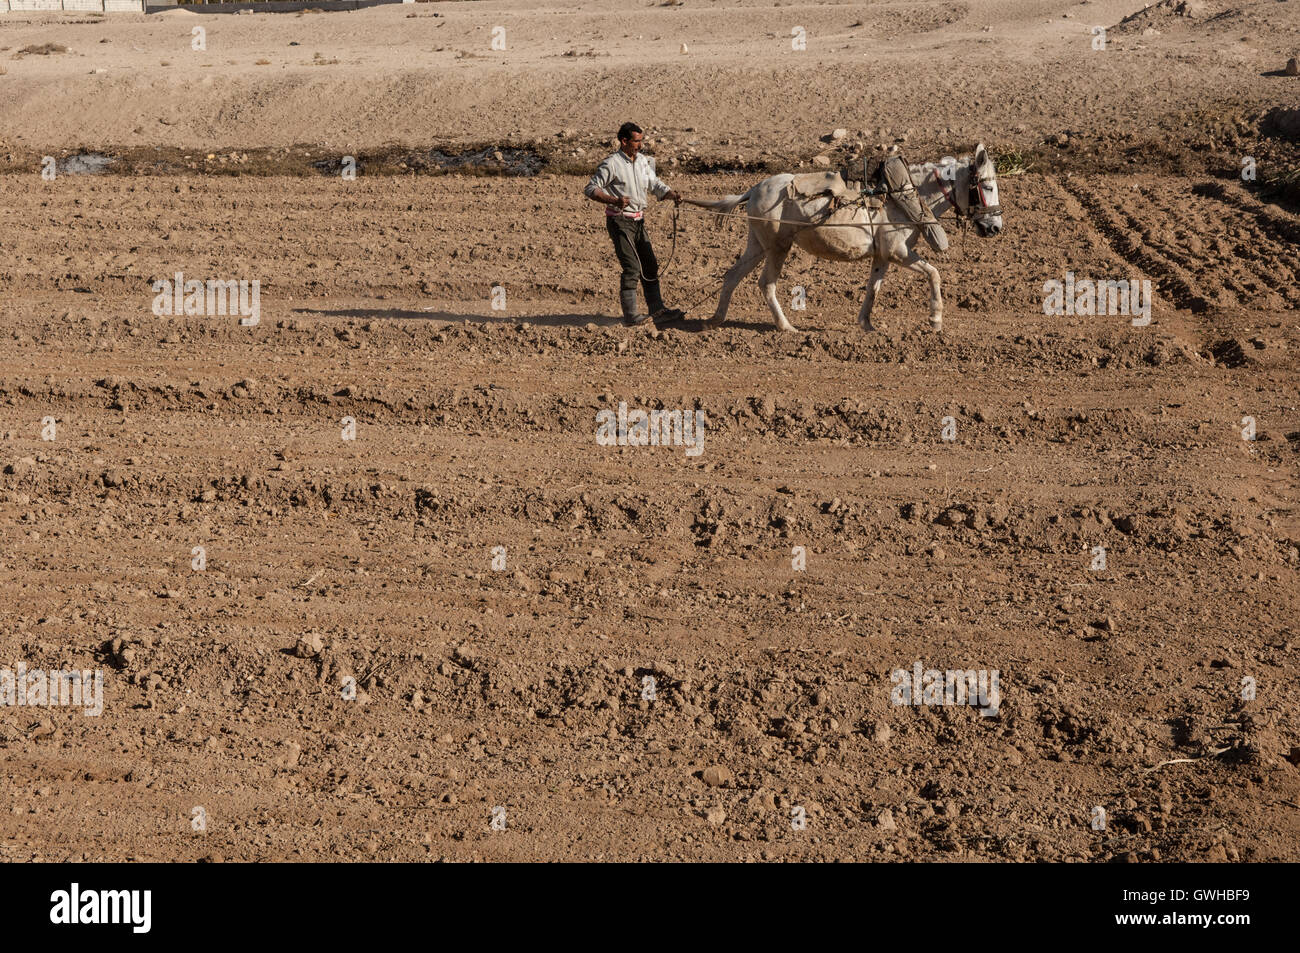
705, 806, 726, 825
876, 808, 897, 830
1287, 57, 1299, 77
294, 633, 323, 658
936, 507, 966, 527
701, 765, 734, 787
277, 742, 301, 767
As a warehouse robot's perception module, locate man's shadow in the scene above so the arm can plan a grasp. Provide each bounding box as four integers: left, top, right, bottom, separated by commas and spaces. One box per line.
290, 308, 748, 332
292, 308, 618, 328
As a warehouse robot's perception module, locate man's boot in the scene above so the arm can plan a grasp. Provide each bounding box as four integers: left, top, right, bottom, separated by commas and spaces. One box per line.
621, 289, 651, 327
643, 278, 685, 327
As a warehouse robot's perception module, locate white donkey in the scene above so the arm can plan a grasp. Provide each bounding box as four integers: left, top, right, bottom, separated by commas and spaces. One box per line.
685, 145, 1003, 332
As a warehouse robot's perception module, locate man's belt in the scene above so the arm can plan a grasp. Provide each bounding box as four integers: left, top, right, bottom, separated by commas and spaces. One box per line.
605, 207, 644, 220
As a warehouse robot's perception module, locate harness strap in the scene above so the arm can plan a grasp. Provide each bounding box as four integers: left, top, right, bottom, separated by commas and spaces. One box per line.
933, 168, 962, 213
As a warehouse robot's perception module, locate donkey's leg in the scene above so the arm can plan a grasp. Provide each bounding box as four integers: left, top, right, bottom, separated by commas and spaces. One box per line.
858, 258, 890, 332
900, 251, 944, 331
759, 241, 795, 332
706, 230, 766, 328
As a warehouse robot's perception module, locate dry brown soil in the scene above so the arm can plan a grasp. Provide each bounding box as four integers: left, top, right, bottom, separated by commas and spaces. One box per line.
0, 0, 1297, 861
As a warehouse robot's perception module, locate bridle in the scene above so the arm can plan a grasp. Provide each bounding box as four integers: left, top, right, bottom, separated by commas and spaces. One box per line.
932, 161, 1003, 221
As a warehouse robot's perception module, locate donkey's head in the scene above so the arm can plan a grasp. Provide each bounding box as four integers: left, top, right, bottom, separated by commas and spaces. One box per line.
964, 143, 1003, 237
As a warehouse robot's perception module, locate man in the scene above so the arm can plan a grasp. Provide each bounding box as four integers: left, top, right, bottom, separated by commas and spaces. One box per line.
584, 122, 687, 327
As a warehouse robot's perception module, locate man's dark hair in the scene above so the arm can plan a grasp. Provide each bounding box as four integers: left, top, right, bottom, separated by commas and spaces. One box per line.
617, 122, 643, 142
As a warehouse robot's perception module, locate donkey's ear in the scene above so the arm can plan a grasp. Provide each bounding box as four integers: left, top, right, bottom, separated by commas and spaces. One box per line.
975, 142, 988, 163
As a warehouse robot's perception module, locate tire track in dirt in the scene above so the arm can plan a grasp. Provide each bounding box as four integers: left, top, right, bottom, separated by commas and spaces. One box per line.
1132, 181, 1298, 309
1191, 182, 1300, 250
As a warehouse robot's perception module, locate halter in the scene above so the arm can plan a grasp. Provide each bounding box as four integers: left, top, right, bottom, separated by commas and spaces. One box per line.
932, 161, 1003, 220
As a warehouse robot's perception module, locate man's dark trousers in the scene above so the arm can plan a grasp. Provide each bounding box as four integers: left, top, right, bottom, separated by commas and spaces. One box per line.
606, 215, 666, 320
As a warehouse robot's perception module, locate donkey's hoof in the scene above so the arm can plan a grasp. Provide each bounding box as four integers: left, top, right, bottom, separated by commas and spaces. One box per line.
929, 316, 943, 332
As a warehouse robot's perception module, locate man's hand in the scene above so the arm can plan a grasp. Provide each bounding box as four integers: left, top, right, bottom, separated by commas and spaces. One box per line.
587, 189, 628, 207
666, 190, 683, 205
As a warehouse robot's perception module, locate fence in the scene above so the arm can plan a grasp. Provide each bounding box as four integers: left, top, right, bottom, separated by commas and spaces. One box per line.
2, 1, 146, 9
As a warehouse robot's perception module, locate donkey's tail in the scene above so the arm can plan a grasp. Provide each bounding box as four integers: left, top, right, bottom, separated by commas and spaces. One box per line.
682, 192, 749, 228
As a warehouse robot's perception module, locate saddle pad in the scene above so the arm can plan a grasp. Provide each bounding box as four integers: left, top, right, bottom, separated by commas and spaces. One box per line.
789, 171, 852, 201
